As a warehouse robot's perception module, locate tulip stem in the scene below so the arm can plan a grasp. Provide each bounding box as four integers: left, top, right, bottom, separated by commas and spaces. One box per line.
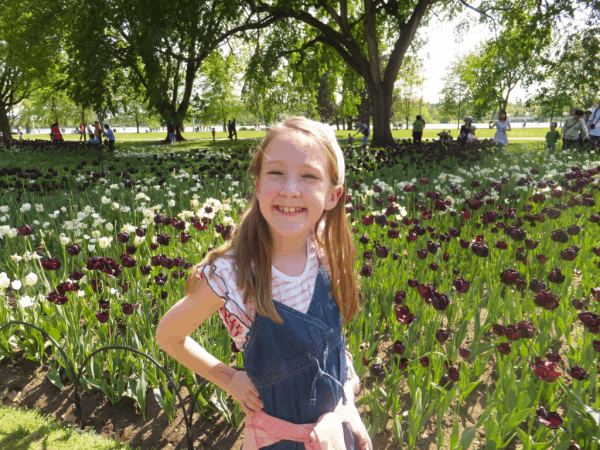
527, 382, 544, 439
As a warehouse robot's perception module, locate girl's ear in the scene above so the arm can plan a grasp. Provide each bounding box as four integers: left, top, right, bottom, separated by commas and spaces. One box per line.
324, 185, 344, 211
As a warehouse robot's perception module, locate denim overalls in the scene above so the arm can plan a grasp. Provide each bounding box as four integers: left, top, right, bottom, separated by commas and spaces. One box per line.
241, 263, 358, 449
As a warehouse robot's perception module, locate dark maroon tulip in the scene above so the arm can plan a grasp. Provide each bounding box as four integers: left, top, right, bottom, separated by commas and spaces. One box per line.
394, 340, 406, 355
497, 343, 512, 355
570, 365, 588, 380
509, 228, 527, 241
123, 244, 136, 255
154, 213, 165, 224
408, 278, 419, 288
396, 357, 409, 370
517, 320, 536, 339
504, 325, 522, 341
99, 298, 110, 310
417, 249, 428, 260
120, 253, 137, 268
174, 256, 185, 267
362, 356, 371, 366
69, 270, 84, 281
545, 349, 561, 363
359, 264, 372, 277
459, 239, 470, 249
447, 367, 460, 382
420, 356, 430, 367
359, 234, 370, 244
436, 329, 451, 344
593, 340, 600, 352
492, 324, 506, 336
591, 287, 600, 301
136, 228, 146, 237
431, 292, 451, 311
370, 363, 385, 376
537, 254, 547, 263
578, 311, 600, 332
418, 283, 435, 304
546, 208, 562, 220
533, 290, 561, 310
592, 247, 600, 256
121, 303, 135, 315
362, 250, 372, 261
525, 239, 539, 250
567, 224, 581, 236
90, 278, 103, 293
140, 265, 151, 276
454, 277, 471, 293
529, 278, 547, 293
452, 268, 460, 275
448, 228, 460, 238
471, 243, 489, 257
178, 231, 192, 243
442, 252, 449, 261
547, 268, 566, 284
572, 298, 584, 310
155, 273, 167, 286
161, 291, 169, 300
388, 229, 400, 238
532, 193, 546, 204
96, 310, 110, 323
41, 258, 62, 271
459, 347, 471, 359
117, 232, 130, 243
495, 241, 508, 250
151, 255, 164, 267
561, 247, 578, 261
376, 245, 389, 259
394, 291, 406, 305
406, 230, 418, 242
86, 256, 122, 276
530, 356, 562, 382
482, 210, 498, 226
426, 240, 440, 254
471, 180, 481, 187
17, 224, 34, 236
551, 229, 569, 243
156, 233, 171, 246
46, 291, 68, 305
395, 306, 416, 325
362, 215, 374, 226
392, 252, 400, 260
429, 262, 439, 271
67, 244, 81, 256
150, 242, 159, 250
500, 269, 520, 285
537, 407, 563, 430
551, 188, 564, 198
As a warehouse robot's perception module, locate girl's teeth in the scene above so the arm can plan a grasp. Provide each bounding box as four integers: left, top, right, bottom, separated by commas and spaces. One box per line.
278, 206, 303, 213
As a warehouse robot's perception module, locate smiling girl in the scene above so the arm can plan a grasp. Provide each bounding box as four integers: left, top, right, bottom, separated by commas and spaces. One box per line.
156, 117, 371, 450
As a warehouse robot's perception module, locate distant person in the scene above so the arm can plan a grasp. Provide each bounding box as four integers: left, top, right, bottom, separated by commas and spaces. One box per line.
50, 122, 64, 142
581, 110, 593, 150
353, 122, 370, 148
123, 125, 126, 132
231, 118, 238, 140
589, 99, 600, 147
489, 110, 511, 146
104, 124, 116, 151
227, 120, 233, 140
412, 115, 425, 144
212, 127, 216, 142
545, 122, 561, 153
94, 121, 101, 143
522, 121, 526, 128
167, 123, 176, 144
19, 131, 23, 140
347, 133, 353, 147
79, 122, 85, 141
459, 116, 475, 147
562, 109, 589, 151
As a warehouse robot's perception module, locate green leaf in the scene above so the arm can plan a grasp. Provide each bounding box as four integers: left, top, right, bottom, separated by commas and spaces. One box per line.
43, 326, 61, 343
46, 362, 64, 390
459, 426, 477, 450
507, 407, 535, 430
450, 419, 459, 450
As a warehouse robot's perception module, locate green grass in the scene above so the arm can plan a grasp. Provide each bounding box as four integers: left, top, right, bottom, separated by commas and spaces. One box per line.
0, 406, 136, 450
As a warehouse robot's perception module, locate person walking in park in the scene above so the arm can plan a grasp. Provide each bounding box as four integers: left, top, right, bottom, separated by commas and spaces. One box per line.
232, 118, 238, 140
168, 123, 176, 144
489, 110, 511, 146
79, 122, 85, 141
212, 127, 216, 141
412, 115, 425, 144
545, 122, 561, 153
581, 110, 593, 150
94, 121, 101, 143
589, 100, 600, 148
156, 117, 372, 450
562, 109, 589, 151
227, 120, 232, 139
104, 124, 116, 151
459, 116, 475, 148
353, 122, 370, 149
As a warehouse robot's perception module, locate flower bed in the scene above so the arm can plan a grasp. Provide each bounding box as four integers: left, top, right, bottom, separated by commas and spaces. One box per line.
1, 140, 599, 449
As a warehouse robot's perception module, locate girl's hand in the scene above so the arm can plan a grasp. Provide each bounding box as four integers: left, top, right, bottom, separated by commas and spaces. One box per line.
229, 371, 264, 414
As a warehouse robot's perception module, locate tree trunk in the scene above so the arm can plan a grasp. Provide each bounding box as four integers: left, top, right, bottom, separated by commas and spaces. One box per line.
0, 103, 13, 140
162, 123, 186, 142
347, 116, 353, 131
369, 84, 393, 147
135, 112, 140, 133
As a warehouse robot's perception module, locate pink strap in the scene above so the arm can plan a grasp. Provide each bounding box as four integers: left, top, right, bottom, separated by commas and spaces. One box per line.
243, 374, 363, 450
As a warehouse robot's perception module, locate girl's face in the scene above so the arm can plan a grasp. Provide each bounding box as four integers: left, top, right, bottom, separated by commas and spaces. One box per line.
256, 129, 343, 239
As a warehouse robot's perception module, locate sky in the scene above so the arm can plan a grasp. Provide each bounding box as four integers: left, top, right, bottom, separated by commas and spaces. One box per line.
417, 16, 529, 104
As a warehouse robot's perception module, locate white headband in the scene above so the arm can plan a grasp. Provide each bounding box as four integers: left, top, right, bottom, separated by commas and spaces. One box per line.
315, 122, 345, 186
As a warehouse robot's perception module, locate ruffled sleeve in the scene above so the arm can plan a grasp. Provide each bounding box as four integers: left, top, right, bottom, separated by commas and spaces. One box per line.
197, 254, 254, 332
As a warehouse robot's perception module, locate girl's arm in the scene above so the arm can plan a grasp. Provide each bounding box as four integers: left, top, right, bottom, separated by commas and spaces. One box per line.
156, 274, 263, 413
489, 121, 496, 129
507, 123, 512, 131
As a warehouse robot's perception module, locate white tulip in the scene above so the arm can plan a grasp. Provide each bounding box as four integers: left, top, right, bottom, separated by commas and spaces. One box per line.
18, 295, 35, 308
7, 228, 17, 238
25, 273, 38, 286
88, 244, 96, 252
0, 272, 10, 289
98, 237, 111, 248
11, 280, 22, 290
60, 235, 71, 245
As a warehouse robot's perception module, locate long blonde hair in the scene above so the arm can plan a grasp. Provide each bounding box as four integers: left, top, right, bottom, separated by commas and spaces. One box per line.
186, 117, 359, 325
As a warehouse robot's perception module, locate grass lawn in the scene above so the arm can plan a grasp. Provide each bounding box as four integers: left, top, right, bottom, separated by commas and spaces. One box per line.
0, 406, 136, 450
20, 127, 551, 147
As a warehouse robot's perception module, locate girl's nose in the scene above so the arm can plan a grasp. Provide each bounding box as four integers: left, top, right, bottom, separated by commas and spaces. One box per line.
280, 175, 300, 195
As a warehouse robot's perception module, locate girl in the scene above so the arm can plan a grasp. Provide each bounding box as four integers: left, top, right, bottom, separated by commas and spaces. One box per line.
156, 117, 372, 450
412, 115, 425, 144
489, 110, 511, 146
459, 116, 474, 148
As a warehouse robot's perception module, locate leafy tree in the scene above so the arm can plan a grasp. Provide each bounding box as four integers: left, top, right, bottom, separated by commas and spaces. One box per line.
0, 0, 61, 139
392, 54, 425, 129
439, 54, 476, 127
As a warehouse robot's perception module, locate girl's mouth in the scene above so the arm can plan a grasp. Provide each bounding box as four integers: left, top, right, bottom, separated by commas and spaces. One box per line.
273, 205, 307, 215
